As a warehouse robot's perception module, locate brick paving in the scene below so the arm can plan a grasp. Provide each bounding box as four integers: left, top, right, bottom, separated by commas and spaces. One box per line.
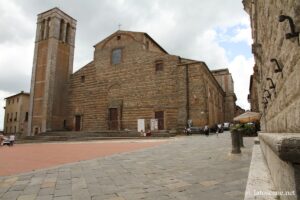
0, 140, 167, 176
0, 133, 253, 200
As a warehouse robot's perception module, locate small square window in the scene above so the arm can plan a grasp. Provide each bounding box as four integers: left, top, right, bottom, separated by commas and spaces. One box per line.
81, 76, 85, 83
112, 48, 122, 65
155, 60, 163, 72
117, 35, 121, 40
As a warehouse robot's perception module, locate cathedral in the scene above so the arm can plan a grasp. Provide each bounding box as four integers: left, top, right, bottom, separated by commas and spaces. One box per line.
27, 8, 237, 135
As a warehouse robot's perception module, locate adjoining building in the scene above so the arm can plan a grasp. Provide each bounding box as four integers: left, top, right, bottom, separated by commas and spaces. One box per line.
243, 0, 300, 199
26, 7, 237, 135
234, 105, 245, 117
247, 73, 259, 112
3, 91, 29, 135
211, 68, 237, 122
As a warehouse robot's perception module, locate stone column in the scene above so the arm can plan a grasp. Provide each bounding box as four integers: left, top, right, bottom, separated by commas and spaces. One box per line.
231, 130, 241, 154
62, 22, 67, 43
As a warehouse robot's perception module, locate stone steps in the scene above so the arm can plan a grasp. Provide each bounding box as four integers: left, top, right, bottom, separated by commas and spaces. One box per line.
16, 130, 171, 143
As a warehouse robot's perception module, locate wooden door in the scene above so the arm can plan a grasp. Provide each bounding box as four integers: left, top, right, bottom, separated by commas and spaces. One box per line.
155, 111, 164, 130
109, 108, 118, 130
75, 115, 81, 131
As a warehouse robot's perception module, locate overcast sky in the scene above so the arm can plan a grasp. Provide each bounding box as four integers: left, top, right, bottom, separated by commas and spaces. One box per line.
0, 0, 254, 130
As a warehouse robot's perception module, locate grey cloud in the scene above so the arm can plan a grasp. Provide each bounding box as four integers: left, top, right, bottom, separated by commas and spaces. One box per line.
0, 0, 252, 108
0, 73, 30, 93
12, 0, 247, 66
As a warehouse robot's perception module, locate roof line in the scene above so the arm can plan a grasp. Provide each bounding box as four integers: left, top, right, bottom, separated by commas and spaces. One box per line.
211, 68, 229, 72
199, 61, 226, 95
4, 91, 30, 100
72, 61, 94, 75
143, 33, 168, 54
93, 30, 168, 54
38, 7, 77, 21
177, 61, 226, 95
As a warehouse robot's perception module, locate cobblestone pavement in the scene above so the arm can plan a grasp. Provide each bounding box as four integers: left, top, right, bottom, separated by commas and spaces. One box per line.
0, 132, 253, 200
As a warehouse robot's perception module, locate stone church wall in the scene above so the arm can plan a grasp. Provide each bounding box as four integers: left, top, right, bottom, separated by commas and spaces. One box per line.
66, 62, 102, 131
93, 32, 181, 130
66, 31, 226, 131
29, 9, 234, 133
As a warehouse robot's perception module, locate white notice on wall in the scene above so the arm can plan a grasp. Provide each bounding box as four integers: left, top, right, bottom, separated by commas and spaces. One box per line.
137, 119, 145, 132
150, 119, 158, 131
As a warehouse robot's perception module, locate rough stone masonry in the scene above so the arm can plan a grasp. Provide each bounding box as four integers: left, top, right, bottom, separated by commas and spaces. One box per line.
27, 7, 238, 135
244, 0, 300, 199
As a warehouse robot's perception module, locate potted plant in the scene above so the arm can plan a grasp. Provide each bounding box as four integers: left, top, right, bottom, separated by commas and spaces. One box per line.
243, 123, 257, 136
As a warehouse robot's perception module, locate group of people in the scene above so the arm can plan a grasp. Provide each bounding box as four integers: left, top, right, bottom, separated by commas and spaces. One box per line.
203, 124, 223, 136
0, 134, 15, 146
140, 129, 152, 137
216, 124, 224, 134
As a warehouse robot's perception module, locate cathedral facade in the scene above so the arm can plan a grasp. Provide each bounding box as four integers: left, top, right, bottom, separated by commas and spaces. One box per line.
28, 8, 236, 135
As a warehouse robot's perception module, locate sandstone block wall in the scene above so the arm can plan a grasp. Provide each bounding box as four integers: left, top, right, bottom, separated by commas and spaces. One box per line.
29, 8, 235, 133
212, 69, 236, 122
28, 8, 76, 135
244, 0, 300, 133
66, 31, 226, 131
248, 74, 259, 112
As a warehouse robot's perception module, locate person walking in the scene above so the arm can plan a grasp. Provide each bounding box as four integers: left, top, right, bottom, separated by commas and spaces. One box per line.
204, 125, 209, 136
216, 124, 222, 136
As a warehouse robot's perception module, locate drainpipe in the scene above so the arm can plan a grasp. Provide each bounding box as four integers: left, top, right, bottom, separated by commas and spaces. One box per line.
185, 64, 190, 123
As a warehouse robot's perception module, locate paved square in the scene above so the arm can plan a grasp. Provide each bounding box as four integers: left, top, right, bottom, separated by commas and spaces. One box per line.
0, 140, 166, 176
0, 133, 253, 200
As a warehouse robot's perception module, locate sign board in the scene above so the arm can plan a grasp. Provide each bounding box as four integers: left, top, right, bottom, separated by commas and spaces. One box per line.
150, 119, 158, 131
187, 119, 193, 128
137, 119, 145, 132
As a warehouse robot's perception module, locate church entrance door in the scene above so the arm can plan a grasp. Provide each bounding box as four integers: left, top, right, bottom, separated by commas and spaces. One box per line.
155, 111, 164, 130
109, 108, 118, 130
75, 115, 81, 131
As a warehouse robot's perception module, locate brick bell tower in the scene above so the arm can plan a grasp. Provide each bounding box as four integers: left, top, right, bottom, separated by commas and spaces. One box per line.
28, 8, 76, 135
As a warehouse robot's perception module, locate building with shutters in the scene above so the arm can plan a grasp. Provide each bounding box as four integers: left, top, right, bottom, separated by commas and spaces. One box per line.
27, 8, 237, 135
3, 91, 29, 135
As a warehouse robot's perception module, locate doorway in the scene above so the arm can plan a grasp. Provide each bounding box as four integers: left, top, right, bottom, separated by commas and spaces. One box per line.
109, 108, 118, 130
75, 115, 81, 131
34, 127, 39, 135
155, 111, 164, 130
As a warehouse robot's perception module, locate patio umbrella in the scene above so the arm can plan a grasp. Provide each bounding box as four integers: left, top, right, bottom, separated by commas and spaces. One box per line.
233, 111, 261, 123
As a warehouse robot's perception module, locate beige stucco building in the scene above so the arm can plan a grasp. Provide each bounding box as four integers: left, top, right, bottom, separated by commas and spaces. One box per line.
3, 91, 29, 135
27, 8, 237, 135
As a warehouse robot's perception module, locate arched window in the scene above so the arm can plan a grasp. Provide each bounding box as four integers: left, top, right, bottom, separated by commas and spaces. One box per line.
40, 19, 46, 40
65, 23, 70, 43
59, 19, 64, 41
45, 17, 51, 39
111, 48, 122, 65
